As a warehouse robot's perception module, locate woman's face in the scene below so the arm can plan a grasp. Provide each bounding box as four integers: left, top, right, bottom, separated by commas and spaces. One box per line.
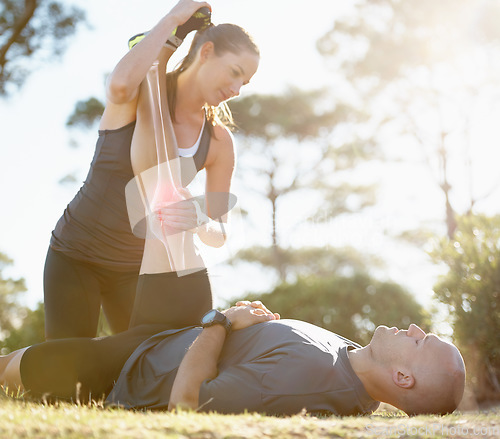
198, 44, 260, 106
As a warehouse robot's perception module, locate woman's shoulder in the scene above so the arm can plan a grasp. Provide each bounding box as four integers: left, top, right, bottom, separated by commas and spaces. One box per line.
204, 124, 235, 169
211, 124, 235, 151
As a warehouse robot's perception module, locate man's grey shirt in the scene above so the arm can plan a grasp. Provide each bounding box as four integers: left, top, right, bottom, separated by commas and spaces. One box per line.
106, 319, 379, 416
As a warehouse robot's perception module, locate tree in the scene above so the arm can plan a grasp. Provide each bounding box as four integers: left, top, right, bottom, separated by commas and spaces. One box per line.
231, 271, 430, 346
1, 302, 45, 352
0, 249, 110, 353
0, 252, 44, 354
317, 0, 500, 238
53, 95, 106, 185
0, 0, 86, 96
0, 252, 26, 338
66, 97, 105, 129
235, 245, 383, 281
429, 214, 500, 403
229, 87, 379, 282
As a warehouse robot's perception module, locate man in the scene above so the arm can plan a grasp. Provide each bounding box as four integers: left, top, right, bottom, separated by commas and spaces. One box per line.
1, 301, 465, 416
110, 301, 466, 416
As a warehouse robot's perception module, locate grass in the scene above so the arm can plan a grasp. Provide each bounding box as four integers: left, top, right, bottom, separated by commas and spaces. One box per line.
0, 397, 499, 439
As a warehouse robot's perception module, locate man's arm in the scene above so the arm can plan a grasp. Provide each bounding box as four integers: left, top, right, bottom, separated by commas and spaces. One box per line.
168, 302, 280, 411
168, 324, 225, 410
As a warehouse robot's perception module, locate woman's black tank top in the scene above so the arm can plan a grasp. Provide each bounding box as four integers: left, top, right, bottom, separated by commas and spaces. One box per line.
50, 120, 210, 271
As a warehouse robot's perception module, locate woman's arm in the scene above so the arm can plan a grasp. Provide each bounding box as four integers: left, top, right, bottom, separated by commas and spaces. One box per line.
100, 0, 210, 130
100, 19, 178, 132
197, 127, 236, 247
168, 303, 279, 411
106, 0, 209, 104
105, 18, 177, 106
155, 127, 236, 248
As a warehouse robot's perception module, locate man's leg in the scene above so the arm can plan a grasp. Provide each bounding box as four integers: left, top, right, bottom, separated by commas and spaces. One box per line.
16, 325, 165, 403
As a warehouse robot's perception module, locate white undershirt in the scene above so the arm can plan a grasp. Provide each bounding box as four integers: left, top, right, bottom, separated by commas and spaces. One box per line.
178, 117, 206, 158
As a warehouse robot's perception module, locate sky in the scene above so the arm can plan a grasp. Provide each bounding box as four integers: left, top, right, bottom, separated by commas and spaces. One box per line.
1, 0, 499, 317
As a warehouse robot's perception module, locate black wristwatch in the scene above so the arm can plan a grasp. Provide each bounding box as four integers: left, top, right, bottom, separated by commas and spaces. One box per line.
200, 309, 232, 334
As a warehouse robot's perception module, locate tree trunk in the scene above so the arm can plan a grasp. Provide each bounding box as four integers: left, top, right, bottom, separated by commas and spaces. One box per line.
0, 0, 38, 71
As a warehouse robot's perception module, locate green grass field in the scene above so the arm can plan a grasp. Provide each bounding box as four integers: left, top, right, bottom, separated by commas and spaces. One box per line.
0, 397, 499, 439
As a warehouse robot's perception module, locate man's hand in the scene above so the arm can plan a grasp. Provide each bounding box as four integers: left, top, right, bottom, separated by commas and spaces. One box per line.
223, 301, 280, 331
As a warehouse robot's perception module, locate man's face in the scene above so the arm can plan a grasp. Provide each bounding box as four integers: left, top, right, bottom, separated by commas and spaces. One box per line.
369, 324, 455, 372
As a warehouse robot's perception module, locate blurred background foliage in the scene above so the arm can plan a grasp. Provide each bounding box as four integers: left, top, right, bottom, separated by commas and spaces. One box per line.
430, 214, 500, 402
233, 271, 431, 346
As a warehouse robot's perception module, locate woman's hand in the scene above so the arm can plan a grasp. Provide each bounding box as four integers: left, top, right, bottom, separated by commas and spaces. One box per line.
156, 188, 205, 233
168, 0, 211, 27
223, 301, 280, 331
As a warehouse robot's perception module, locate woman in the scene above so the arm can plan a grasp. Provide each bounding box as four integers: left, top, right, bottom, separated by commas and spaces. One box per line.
44, 0, 260, 338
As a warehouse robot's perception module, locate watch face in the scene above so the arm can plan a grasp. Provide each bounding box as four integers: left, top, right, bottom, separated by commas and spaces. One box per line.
201, 309, 217, 324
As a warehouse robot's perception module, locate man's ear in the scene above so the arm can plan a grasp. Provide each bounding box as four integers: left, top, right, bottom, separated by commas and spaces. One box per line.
392, 370, 415, 389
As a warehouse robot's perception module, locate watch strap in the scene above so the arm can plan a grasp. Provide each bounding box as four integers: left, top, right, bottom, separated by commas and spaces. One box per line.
201, 309, 232, 334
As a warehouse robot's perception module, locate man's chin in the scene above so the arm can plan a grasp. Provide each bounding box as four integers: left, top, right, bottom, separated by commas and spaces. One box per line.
375, 325, 392, 333
370, 325, 397, 342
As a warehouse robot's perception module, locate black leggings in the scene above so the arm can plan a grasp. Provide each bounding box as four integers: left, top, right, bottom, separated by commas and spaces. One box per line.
21, 270, 212, 402
20, 324, 162, 403
44, 247, 139, 339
